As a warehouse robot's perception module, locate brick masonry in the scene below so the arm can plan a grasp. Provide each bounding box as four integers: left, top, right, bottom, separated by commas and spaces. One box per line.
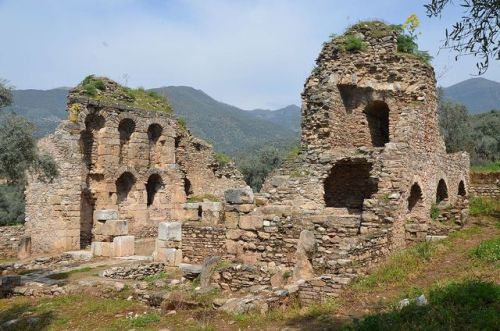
0, 225, 24, 258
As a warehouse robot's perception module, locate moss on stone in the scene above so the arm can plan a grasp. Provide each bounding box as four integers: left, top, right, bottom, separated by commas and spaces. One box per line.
68, 103, 83, 123
71, 75, 172, 114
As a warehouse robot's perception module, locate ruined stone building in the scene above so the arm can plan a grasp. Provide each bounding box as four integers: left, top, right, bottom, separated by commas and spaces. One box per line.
24, 21, 469, 302
150, 22, 469, 301
25, 78, 244, 254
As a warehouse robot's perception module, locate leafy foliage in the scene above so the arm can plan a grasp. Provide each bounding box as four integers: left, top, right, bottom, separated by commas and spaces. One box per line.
469, 110, 500, 163
438, 90, 474, 154
236, 145, 287, 191
0, 184, 25, 225
342, 35, 367, 52
394, 15, 433, 63
425, 0, 500, 74
0, 113, 58, 224
0, 78, 13, 109
215, 152, 231, 167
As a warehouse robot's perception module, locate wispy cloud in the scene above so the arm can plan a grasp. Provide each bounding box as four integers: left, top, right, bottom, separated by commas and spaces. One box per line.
0, 0, 498, 108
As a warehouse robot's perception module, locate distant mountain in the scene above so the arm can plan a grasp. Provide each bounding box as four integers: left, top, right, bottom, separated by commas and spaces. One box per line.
247, 105, 301, 132
150, 86, 298, 154
3, 88, 69, 137
3, 86, 299, 155
442, 78, 500, 114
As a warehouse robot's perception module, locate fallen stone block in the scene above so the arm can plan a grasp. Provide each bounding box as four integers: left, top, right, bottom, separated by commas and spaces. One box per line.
158, 222, 182, 241
113, 236, 135, 257
224, 187, 254, 204
179, 263, 202, 280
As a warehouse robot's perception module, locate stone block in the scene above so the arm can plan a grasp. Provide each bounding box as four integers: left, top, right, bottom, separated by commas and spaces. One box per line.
91, 242, 114, 257
158, 222, 182, 241
102, 220, 128, 236
113, 235, 135, 257
224, 187, 254, 204
239, 215, 263, 230
94, 209, 119, 221
225, 212, 239, 229
154, 248, 182, 266
201, 202, 223, 212
134, 238, 156, 256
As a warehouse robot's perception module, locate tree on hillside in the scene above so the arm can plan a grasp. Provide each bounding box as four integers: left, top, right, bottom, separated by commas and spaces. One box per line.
438, 90, 475, 155
425, 0, 499, 74
0, 79, 13, 109
237, 146, 284, 191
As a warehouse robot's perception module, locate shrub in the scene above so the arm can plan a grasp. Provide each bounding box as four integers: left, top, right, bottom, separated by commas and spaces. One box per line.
177, 117, 187, 129
343, 35, 366, 52
470, 238, 500, 264
215, 153, 231, 167
430, 203, 440, 220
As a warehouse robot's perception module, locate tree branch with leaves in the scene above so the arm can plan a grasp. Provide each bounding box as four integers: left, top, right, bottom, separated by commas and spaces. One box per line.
425, 0, 499, 74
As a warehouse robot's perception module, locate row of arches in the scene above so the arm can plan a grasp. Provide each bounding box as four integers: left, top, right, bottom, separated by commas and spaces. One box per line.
81, 113, 166, 171
407, 179, 466, 212
115, 172, 164, 207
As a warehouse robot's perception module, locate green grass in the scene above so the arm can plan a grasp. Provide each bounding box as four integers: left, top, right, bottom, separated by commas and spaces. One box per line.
353, 241, 435, 290
344, 280, 500, 331
177, 116, 187, 129
471, 161, 500, 173
470, 238, 500, 265
469, 197, 500, 217
130, 313, 160, 327
143, 271, 168, 283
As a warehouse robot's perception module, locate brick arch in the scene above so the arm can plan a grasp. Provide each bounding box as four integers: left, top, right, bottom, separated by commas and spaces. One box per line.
116, 171, 136, 204
436, 178, 449, 203
458, 180, 466, 196
80, 113, 106, 171
408, 182, 423, 212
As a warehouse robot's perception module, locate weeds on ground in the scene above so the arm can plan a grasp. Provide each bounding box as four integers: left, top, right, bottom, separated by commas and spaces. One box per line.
470, 238, 500, 265
471, 161, 500, 173
344, 280, 500, 331
353, 241, 435, 290
130, 313, 161, 327
469, 197, 500, 217
47, 267, 94, 280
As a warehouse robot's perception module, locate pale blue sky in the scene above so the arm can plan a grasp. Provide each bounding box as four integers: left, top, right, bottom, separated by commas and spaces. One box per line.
0, 0, 498, 109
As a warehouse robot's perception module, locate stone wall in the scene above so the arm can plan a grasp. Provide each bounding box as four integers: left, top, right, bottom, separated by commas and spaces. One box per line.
181, 223, 227, 264
25, 78, 244, 254
469, 172, 500, 198
0, 225, 24, 258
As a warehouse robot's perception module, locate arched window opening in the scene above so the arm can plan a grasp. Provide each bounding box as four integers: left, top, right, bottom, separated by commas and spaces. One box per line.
81, 114, 105, 170
148, 124, 163, 144
118, 118, 136, 163
458, 181, 466, 196
116, 172, 136, 204
324, 159, 378, 211
408, 183, 423, 212
436, 179, 448, 204
364, 101, 389, 147
146, 174, 163, 207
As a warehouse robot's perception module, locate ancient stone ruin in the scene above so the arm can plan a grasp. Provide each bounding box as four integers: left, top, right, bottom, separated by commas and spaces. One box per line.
25, 77, 245, 255
23, 22, 470, 303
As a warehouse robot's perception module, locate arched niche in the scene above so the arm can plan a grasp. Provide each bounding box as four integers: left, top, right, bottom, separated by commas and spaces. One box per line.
436, 179, 448, 204
408, 182, 423, 212
364, 101, 390, 147
146, 174, 163, 207
116, 172, 136, 204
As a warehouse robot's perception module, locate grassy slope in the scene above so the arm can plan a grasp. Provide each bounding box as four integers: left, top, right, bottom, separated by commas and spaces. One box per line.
1, 216, 498, 331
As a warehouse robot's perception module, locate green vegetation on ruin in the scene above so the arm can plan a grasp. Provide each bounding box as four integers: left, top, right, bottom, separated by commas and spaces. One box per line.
186, 193, 220, 203
469, 196, 500, 217
471, 161, 500, 173
74, 75, 173, 114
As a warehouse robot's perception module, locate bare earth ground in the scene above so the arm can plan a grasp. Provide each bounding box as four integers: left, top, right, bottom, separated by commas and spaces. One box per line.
0, 216, 498, 331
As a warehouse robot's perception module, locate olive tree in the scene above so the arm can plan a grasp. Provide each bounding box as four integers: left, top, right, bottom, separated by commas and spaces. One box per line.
425, 0, 499, 74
